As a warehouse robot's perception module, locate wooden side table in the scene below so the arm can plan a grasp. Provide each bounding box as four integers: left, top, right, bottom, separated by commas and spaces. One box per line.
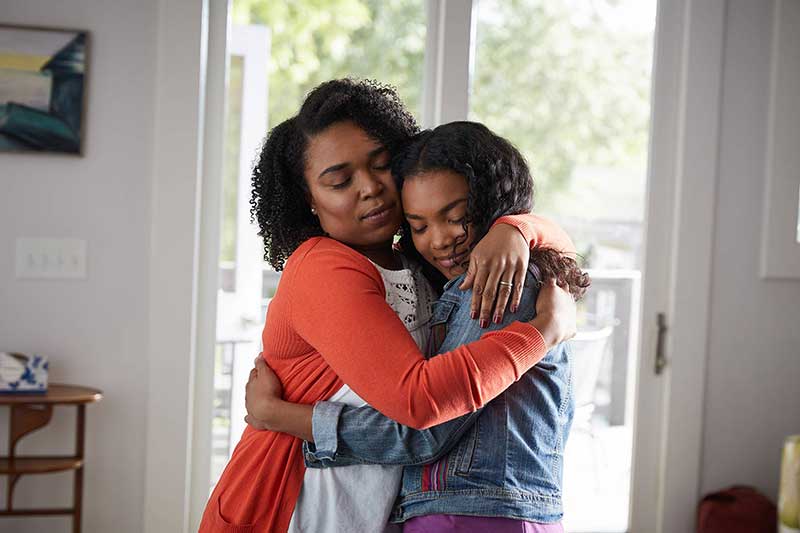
0, 384, 102, 533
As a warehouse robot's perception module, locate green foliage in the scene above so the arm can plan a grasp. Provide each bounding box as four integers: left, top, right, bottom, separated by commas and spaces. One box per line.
221, 0, 653, 265
233, 0, 425, 128
471, 0, 652, 208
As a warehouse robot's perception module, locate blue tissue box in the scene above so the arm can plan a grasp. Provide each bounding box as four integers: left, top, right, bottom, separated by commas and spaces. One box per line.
0, 352, 48, 393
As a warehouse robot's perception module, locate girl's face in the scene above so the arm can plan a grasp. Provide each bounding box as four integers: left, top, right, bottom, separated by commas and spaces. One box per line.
401, 169, 475, 280
304, 121, 403, 249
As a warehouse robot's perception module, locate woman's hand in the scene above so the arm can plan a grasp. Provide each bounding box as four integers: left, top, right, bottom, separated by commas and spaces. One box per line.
528, 279, 577, 350
244, 356, 283, 427
459, 223, 530, 327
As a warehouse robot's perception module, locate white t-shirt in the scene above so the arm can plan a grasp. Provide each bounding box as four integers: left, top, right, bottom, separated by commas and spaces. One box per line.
287, 255, 436, 533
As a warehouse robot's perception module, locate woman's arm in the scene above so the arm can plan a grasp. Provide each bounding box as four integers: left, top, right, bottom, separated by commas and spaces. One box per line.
494, 213, 576, 254
285, 241, 575, 430
250, 261, 563, 465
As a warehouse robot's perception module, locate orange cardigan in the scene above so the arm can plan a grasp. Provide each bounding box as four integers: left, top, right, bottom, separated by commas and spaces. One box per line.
199, 214, 574, 532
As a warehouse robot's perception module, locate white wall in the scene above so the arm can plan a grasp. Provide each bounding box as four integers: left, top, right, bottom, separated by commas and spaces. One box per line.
701, 0, 800, 499
0, 0, 159, 531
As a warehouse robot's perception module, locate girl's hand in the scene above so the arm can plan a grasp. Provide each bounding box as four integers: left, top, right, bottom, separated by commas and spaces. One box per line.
459, 223, 530, 327
244, 414, 271, 431
528, 279, 577, 350
244, 355, 315, 441
245, 355, 283, 425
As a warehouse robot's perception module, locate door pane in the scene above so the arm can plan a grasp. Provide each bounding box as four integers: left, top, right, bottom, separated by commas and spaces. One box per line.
210, 0, 426, 489
471, 1, 656, 531
234, 0, 427, 129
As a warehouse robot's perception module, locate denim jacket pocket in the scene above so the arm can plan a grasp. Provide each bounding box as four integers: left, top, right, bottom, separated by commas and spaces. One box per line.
452, 420, 479, 476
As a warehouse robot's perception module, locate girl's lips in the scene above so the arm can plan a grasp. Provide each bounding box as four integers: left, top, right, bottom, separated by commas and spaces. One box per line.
436, 250, 469, 268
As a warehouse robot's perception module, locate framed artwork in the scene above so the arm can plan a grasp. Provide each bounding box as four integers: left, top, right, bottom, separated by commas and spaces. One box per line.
0, 24, 88, 155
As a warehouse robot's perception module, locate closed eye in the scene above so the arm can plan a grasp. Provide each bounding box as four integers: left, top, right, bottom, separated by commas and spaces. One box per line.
331, 176, 352, 189
369, 147, 390, 170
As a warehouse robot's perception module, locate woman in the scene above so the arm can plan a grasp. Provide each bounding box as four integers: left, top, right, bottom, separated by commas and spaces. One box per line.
246, 121, 590, 532
199, 80, 576, 532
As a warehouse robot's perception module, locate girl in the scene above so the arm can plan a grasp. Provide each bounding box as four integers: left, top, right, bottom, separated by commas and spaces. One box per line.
199, 80, 576, 532
246, 121, 589, 532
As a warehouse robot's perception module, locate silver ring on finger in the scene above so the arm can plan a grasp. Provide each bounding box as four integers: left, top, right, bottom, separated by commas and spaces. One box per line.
498, 280, 514, 288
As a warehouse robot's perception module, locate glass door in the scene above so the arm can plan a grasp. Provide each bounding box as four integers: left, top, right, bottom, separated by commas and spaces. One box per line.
209, 0, 428, 489
199, 2, 674, 531
470, 1, 657, 531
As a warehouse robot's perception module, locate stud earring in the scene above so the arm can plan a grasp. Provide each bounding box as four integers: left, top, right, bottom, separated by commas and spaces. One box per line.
311, 207, 317, 215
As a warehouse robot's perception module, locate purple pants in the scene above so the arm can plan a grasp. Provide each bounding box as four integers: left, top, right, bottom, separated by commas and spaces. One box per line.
403, 514, 564, 533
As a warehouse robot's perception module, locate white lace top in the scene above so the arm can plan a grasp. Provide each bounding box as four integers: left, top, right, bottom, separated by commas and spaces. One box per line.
371, 254, 436, 351
287, 254, 438, 533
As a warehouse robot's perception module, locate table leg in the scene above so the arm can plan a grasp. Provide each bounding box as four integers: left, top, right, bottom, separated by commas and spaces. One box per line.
73, 404, 85, 533
6, 404, 53, 513
6, 474, 20, 511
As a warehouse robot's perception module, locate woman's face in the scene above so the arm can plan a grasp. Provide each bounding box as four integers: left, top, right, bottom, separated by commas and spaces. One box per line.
401, 169, 475, 280
304, 121, 403, 249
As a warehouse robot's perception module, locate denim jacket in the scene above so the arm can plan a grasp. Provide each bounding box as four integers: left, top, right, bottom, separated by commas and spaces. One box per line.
303, 264, 574, 524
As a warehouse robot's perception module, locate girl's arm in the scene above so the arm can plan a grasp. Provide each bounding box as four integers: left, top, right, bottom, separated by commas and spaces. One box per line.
251, 400, 480, 468
245, 361, 476, 466
464, 213, 576, 327
285, 241, 575, 430
244, 361, 314, 441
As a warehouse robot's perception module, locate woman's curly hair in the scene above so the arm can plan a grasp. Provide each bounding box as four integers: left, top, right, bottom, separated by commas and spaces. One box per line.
392, 121, 591, 300
250, 78, 419, 270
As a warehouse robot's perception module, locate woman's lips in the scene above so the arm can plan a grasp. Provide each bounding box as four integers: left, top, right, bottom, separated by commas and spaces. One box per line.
361, 205, 393, 225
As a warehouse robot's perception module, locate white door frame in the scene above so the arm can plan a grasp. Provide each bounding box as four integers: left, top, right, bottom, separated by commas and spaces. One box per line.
144, 0, 207, 529
221, 24, 272, 459
146, 0, 727, 531
422, 0, 476, 127
630, 0, 726, 532
187, 0, 230, 530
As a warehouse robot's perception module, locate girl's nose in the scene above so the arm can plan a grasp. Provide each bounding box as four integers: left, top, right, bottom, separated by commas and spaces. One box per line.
431, 226, 456, 250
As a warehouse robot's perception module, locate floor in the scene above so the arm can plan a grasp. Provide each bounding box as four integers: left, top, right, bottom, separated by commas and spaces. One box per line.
562, 421, 633, 533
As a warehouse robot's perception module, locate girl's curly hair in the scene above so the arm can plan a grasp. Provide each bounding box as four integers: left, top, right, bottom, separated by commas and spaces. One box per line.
392, 121, 591, 300
250, 78, 419, 270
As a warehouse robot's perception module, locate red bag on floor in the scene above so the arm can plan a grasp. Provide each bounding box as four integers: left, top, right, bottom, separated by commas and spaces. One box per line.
697, 486, 777, 533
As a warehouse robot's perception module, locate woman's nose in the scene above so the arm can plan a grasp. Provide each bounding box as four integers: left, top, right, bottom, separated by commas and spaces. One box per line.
358, 171, 384, 199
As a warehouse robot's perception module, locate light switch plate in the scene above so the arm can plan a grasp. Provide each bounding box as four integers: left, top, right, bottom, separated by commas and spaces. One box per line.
15, 238, 87, 279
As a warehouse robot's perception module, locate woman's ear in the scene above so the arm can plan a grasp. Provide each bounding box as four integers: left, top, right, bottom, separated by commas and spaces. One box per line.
305, 192, 317, 216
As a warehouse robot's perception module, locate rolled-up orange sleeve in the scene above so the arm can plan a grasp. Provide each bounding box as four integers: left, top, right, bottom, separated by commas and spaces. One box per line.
494, 213, 577, 255
289, 243, 547, 430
